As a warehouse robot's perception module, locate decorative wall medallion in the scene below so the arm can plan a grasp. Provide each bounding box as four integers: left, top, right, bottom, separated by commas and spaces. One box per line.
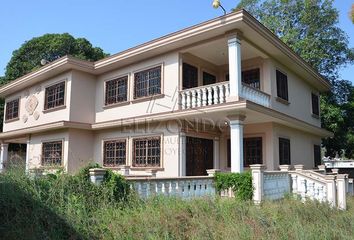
22, 114, 28, 123
33, 111, 40, 120
23, 90, 30, 98
25, 95, 38, 115
34, 85, 41, 94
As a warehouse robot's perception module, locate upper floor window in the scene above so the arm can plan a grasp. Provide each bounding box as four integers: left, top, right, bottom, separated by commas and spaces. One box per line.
42, 141, 63, 166
312, 93, 320, 116
242, 68, 260, 89
105, 76, 128, 105
276, 70, 288, 101
279, 138, 291, 165
183, 63, 198, 89
203, 71, 216, 85
5, 98, 19, 121
134, 66, 161, 99
133, 136, 161, 167
225, 68, 261, 90
44, 81, 65, 110
103, 139, 126, 167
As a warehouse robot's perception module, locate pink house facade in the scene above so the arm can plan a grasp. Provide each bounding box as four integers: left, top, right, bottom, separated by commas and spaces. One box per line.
0, 10, 332, 177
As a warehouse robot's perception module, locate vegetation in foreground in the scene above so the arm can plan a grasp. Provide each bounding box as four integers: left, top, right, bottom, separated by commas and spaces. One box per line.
1, 168, 354, 240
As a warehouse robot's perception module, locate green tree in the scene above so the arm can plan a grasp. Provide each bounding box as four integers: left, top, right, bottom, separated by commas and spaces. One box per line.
0, 33, 108, 131
3, 33, 107, 82
236, 0, 354, 157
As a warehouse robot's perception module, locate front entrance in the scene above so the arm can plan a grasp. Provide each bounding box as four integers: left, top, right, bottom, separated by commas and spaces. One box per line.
186, 136, 213, 176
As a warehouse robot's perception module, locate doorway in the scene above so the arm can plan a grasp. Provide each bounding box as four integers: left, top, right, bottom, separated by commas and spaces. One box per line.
186, 136, 213, 176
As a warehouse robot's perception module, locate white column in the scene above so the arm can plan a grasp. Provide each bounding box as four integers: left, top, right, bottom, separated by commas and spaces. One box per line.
227, 32, 242, 101
229, 115, 246, 173
213, 137, 220, 169
25, 139, 30, 174
0, 143, 9, 173
324, 175, 337, 208
250, 164, 265, 204
179, 132, 186, 176
336, 174, 348, 210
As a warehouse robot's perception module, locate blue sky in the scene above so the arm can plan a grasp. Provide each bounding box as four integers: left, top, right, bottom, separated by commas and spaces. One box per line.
0, 0, 353, 81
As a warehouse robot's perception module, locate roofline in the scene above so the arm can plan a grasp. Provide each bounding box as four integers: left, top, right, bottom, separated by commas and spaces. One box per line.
0, 9, 330, 97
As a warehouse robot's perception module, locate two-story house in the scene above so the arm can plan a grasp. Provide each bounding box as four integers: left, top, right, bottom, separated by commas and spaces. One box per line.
0, 10, 332, 177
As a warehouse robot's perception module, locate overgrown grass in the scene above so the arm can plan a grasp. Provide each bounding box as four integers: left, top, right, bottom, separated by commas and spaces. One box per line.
1, 168, 354, 240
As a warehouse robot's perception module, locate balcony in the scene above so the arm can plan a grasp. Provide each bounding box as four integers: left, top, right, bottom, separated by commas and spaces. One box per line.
179, 81, 270, 110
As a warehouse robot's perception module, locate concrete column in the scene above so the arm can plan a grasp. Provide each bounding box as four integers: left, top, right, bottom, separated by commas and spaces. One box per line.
336, 174, 348, 210
229, 115, 246, 173
179, 132, 186, 176
213, 137, 220, 169
227, 32, 242, 101
25, 139, 30, 174
250, 164, 265, 204
0, 143, 9, 173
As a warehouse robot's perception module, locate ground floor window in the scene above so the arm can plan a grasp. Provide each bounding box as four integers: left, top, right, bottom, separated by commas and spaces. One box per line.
279, 138, 291, 165
42, 141, 63, 166
314, 145, 321, 167
244, 137, 262, 166
227, 137, 263, 168
133, 137, 161, 167
103, 139, 126, 167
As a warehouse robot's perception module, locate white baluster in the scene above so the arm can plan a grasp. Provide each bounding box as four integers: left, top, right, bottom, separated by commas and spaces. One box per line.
164, 181, 170, 196
207, 87, 213, 105
225, 83, 230, 98
219, 85, 225, 103
157, 181, 163, 195
291, 174, 298, 195
212, 85, 219, 104
170, 181, 177, 196
180, 92, 186, 110
202, 88, 207, 106
308, 181, 315, 200
186, 91, 191, 109
197, 89, 202, 107
191, 90, 197, 108
300, 178, 307, 201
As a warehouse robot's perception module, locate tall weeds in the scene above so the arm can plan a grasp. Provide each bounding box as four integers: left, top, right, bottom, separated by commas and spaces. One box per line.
1, 167, 353, 240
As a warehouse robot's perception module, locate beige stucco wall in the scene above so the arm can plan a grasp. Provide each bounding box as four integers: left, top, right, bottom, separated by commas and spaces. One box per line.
94, 52, 180, 123
69, 70, 96, 124
28, 130, 69, 171
272, 123, 321, 170
3, 72, 72, 132
67, 129, 95, 173
268, 59, 321, 127
93, 121, 180, 177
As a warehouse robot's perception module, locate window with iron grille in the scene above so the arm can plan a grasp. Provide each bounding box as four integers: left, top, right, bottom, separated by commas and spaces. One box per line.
279, 138, 291, 165
133, 137, 161, 167
242, 68, 260, 89
103, 139, 126, 166
134, 66, 161, 99
312, 93, 319, 116
105, 76, 128, 105
44, 81, 65, 110
276, 70, 288, 101
42, 141, 63, 166
183, 63, 198, 89
244, 137, 263, 166
314, 145, 321, 167
5, 99, 19, 121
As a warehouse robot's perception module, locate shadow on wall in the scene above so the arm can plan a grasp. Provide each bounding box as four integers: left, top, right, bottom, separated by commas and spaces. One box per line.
0, 176, 85, 240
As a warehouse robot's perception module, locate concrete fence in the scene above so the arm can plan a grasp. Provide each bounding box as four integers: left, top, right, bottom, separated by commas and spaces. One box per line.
250, 164, 349, 210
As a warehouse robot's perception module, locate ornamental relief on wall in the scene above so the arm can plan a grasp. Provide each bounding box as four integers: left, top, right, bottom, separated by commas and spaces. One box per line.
25, 95, 39, 115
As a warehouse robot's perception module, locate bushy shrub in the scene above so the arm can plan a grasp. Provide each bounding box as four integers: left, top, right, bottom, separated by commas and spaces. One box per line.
214, 171, 253, 200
